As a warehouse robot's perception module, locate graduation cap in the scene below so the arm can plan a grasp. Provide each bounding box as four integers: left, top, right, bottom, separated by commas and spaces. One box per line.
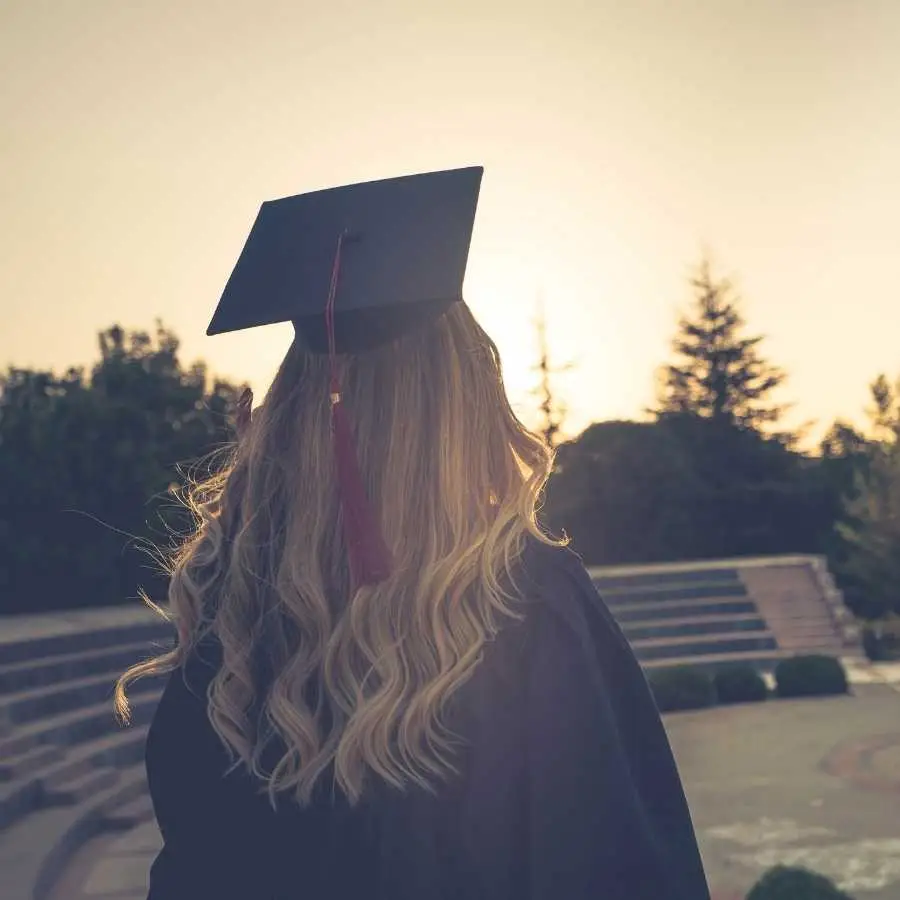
208, 166, 483, 351
207, 166, 485, 587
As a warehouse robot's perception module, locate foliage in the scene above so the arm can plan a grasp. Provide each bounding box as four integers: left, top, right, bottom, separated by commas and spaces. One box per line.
543, 414, 837, 566
774, 655, 848, 698
746, 865, 853, 900
647, 666, 716, 712
544, 420, 703, 564
860, 615, 900, 662
0, 322, 246, 614
655, 257, 789, 435
832, 375, 900, 619
531, 297, 573, 448
713, 665, 768, 704
543, 254, 847, 567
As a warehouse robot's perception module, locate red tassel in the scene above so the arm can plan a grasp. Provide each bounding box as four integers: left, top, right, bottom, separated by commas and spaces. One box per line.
324, 231, 392, 588
330, 394, 392, 586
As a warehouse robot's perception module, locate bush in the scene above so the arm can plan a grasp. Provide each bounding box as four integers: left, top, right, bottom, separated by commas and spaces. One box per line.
861, 617, 900, 662
713, 665, 768, 704
647, 666, 716, 712
862, 626, 885, 662
746, 865, 853, 899
774, 655, 848, 698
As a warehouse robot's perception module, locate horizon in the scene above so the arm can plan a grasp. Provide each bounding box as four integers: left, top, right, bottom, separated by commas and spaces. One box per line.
3, 0, 899, 445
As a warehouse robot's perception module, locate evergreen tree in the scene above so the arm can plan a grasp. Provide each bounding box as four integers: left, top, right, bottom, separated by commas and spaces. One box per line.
835, 374, 900, 618
656, 257, 788, 434
530, 295, 572, 448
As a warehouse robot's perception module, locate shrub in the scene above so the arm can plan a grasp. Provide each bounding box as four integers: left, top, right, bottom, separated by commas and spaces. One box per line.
861, 617, 900, 662
713, 664, 768, 704
862, 625, 885, 662
774, 655, 848, 698
746, 864, 853, 899
647, 666, 716, 712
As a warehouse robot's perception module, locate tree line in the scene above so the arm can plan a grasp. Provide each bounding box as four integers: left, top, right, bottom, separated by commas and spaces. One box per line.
541, 259, 898, 621
0, 324, 245, 615
1, 261, 898, 620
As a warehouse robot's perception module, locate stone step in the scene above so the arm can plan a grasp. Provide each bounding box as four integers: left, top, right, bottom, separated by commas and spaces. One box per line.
603, 582, 748, 606
0, 724, 150, 832
591, 566, 742, 591
0, 744, 64, 783
643, 648, 793, 673
100, 792, 155, 831
632, 632, 779, 662
0, 801, 107, 899
771, 622, 844, 638
42, 724, 151, 791
776, 636, 846, 652
1, 667, 166, 727
762, 612, 843, 626
0, 639, 173, 695
0, 617, 173, 667
0, 772, 43, 831
44, 767, 121, 805
0, 690, 160, 759
611, 597, 759, 623
622, 614, 768, 642
4, 764, 150, 900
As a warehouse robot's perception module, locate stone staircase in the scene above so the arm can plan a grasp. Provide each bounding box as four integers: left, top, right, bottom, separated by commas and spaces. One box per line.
0, 607, 171, 900
591, 555, 862, 671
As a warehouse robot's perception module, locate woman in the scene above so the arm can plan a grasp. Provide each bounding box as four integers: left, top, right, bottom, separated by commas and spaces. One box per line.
115, 168, 710, 899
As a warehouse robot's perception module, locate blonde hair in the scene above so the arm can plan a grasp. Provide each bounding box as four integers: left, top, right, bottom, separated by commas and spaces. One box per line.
115, 302, 560, 806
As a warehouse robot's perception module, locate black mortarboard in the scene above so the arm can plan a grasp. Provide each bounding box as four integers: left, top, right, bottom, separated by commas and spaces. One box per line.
207, 166, 484, 353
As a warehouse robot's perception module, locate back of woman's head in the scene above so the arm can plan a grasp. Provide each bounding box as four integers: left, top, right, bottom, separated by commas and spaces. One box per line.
116, 301, 559, 805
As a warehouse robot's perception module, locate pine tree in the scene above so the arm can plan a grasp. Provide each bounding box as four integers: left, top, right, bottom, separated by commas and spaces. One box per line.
531, 295, 573, 448
657, 257, 787, 433
836, 374, 900, 618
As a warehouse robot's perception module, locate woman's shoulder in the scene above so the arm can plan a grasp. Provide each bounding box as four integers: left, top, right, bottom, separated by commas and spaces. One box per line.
518, 536, 593, 592
514, 537, 637, 675
517, 538, 610, 628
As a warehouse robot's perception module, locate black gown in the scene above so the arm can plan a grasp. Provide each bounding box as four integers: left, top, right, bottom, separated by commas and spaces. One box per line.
144, 542, 711, 899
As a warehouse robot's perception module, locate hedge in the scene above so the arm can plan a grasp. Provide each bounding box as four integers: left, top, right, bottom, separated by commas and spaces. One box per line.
746, 864, 853, 899
713, 664, 768, 704
774, 655, 848, 699
647, 666, 716, 712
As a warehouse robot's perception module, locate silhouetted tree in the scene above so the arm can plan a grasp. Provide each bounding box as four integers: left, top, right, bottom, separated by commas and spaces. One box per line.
530, 296, 572, 448
834, 375, 900, 618
656, 257, 789, 436
543, 414, 831, 566
544, 421, 703, 564
0, 322, 246, 614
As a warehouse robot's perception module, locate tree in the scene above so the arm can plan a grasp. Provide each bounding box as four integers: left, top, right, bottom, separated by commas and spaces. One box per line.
656, 257, 788, 435
530, 295, 573, 448
542, 413, 832, 566
0, 322, 246, 614
834, 375, 900, 618
543, 420, 703, 564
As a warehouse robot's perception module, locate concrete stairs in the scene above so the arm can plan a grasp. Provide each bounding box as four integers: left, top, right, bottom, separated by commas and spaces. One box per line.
0, 607, 171, 900
591, 555, 862, 672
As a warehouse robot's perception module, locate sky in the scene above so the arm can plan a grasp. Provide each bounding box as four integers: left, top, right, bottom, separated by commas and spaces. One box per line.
2, 0, 899, 443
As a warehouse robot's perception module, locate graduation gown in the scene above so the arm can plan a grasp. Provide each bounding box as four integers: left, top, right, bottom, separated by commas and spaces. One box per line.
144, 541, 711, 899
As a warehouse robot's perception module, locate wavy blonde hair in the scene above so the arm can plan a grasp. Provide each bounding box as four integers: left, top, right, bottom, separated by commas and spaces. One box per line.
115, 302, 559, 807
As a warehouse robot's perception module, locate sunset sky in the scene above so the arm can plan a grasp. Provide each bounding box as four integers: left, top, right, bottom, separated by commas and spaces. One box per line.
2, 0, 898, 443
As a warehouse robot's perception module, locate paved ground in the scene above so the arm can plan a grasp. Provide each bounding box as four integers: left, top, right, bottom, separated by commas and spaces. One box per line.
55, 679, 900, 900
669, 684, 900, 899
